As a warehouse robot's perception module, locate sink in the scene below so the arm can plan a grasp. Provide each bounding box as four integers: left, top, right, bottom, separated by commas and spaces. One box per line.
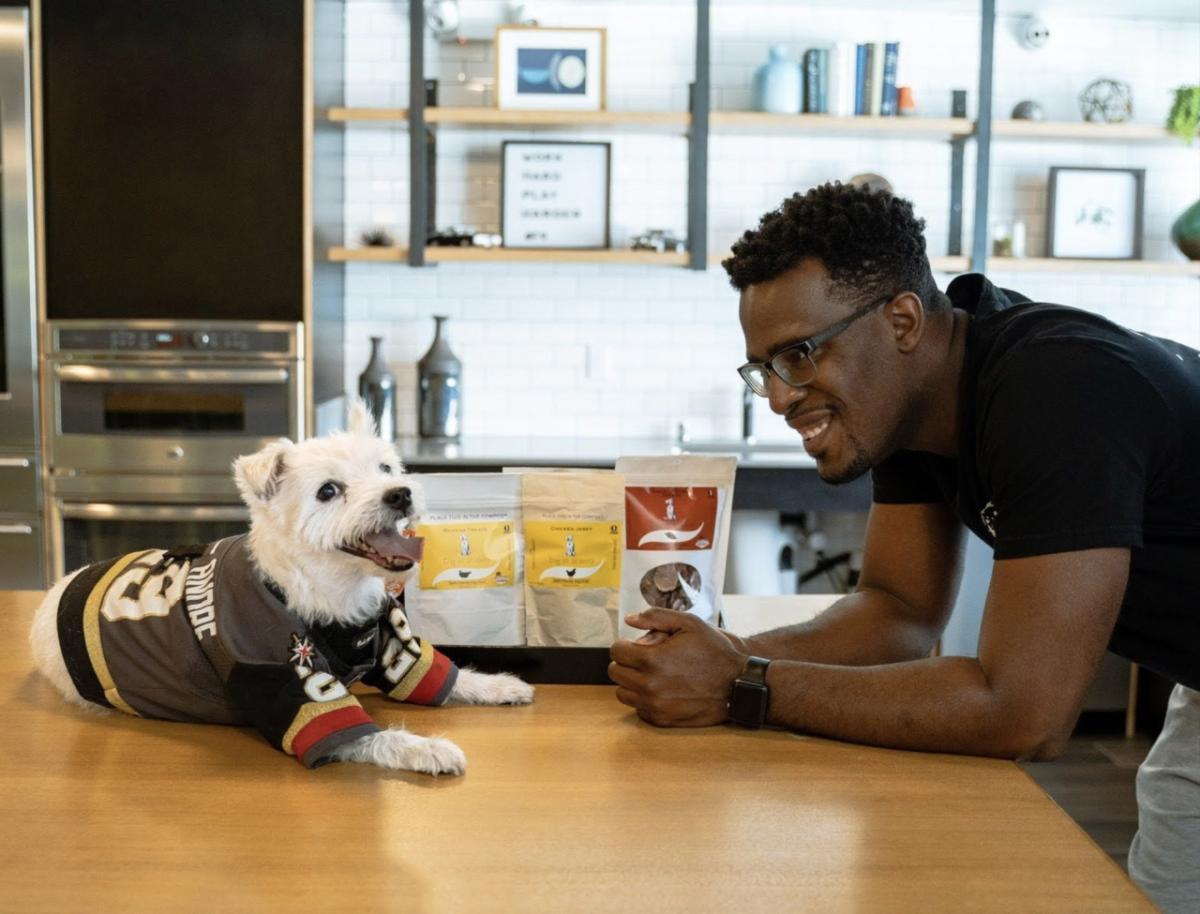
674, 438, 805, 456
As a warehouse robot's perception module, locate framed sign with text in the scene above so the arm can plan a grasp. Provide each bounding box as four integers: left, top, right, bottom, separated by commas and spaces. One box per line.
501, 141, 611, 249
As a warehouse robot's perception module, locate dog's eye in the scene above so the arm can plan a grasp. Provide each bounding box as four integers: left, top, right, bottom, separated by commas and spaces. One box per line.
379, 463, 392, 475
316, 481, 341, 502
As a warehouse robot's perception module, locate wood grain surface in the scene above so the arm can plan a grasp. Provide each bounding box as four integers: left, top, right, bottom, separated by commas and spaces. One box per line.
0, 591, 1153, 913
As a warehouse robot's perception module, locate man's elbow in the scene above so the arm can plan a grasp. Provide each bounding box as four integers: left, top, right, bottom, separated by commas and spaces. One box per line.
990, 710, 1074, 761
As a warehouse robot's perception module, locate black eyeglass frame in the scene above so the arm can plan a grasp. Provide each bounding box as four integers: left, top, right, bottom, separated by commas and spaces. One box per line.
737, 295, 892, 397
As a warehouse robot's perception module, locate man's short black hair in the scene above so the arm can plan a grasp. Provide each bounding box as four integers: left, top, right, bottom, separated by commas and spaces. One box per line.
722, 182, 947, 312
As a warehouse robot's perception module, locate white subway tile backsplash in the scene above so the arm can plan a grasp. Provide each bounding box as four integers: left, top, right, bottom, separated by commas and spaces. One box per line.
340, 2, 1200, 439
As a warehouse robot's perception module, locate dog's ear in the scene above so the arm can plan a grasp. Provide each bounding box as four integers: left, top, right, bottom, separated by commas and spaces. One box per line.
346, 397, 378, 437
233, 439, 294, 504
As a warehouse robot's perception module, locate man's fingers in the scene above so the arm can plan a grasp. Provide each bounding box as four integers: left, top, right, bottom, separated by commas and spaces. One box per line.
623, 608, 692, 634
610, 638, 655, 669
607, 660, 646, 690
614, 686, 641, 709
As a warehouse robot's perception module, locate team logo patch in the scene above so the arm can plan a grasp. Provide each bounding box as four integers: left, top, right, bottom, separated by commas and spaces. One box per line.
289, 633, 317, 670
980, 501, 998, 538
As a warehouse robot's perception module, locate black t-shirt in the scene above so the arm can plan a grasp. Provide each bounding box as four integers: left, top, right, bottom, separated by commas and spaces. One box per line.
872, 274, 1200, 690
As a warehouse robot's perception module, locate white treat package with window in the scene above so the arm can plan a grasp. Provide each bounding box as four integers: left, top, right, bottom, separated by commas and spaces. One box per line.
405, 473, 523, 646
521, 471, 625, 647
616, 455, 737, 640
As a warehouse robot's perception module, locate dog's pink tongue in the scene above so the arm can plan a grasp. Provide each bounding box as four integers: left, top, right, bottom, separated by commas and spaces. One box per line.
365, 529, 424, 562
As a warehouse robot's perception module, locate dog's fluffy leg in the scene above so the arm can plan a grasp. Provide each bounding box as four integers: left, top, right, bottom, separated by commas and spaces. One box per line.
29, 570, 110, 714
449, 668, 535, 706
330, 727, 467, 775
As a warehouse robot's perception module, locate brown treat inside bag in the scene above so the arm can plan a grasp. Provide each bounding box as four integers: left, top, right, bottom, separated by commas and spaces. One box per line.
638, 562, 702, 611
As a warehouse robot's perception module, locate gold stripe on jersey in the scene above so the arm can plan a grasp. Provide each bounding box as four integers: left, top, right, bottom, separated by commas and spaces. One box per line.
84, 550, 156, 716
280, 694, 363, 756
387, 640, 434, 702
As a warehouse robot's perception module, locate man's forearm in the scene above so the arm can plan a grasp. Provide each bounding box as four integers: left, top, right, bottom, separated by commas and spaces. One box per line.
738, 590, 942, 666
763, 655, 1058, 760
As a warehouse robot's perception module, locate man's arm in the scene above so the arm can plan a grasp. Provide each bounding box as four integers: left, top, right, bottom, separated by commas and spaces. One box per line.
731, 500, 966, 664
611, 546, 1129, 761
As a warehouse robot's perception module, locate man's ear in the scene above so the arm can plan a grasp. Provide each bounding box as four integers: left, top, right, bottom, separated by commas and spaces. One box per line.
886, 292, 927, 354
346, 397, 378, 437
233, 439, 294, 503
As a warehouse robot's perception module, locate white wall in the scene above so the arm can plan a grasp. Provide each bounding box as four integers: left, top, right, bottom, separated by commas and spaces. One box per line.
339, 1, 1200, 443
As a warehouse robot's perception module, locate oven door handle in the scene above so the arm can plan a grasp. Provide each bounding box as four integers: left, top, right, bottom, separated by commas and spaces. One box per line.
53, 364, 290, 385
0, 523, 34, 535
58, 503, 250, 523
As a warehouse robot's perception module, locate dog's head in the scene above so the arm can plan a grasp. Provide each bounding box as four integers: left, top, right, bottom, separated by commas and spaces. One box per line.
233, 400, 426, 586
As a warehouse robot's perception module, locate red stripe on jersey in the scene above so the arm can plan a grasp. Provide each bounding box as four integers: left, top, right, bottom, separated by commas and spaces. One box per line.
292, 705, 374, 761
405, 650, 453, 705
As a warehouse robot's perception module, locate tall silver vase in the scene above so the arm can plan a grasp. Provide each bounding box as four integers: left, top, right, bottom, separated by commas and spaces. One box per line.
417, 315, 461, 440
358, 335, 396, 441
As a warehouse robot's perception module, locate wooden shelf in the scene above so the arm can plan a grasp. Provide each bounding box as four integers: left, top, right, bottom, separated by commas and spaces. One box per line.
326, 107, 690, 130
991, 120, 1182, 142
988, 257, 1200, 276
711, 112, 974, 138
707, 251, 970, 274
328, 246, 691, 267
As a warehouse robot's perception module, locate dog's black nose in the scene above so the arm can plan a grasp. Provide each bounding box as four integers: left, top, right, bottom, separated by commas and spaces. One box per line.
383, 486, 412, 514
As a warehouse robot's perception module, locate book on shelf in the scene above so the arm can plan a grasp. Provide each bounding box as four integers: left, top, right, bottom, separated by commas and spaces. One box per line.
880, 42, 900, 116
853, 43, 867, 115
868, 41, 884, 115
802, 48, 828, 114
827, 41, 856, 117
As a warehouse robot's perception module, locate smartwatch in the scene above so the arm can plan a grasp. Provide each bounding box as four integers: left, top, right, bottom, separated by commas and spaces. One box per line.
728, 656, 771, 729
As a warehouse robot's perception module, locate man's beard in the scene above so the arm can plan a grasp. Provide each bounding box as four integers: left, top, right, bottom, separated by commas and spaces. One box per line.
816, 431, 875, 485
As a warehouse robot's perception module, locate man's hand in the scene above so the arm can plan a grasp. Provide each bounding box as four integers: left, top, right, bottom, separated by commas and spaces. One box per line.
608, 610, 746, 727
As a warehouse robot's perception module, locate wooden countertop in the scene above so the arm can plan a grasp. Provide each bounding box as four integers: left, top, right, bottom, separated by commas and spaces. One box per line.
0, 591, 1152, 913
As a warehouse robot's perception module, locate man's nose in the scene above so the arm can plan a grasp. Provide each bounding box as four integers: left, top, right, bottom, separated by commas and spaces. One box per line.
383, 487, 412, 514
766, 373, 806, 415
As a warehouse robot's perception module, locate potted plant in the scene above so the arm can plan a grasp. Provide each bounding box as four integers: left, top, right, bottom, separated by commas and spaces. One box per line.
1168, 86, 1200, 259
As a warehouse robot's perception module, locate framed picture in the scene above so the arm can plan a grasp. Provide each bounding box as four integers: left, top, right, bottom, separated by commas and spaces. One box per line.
501, 141, 610, 249
495, 26, 606, 111
1046, 166, 1145, 260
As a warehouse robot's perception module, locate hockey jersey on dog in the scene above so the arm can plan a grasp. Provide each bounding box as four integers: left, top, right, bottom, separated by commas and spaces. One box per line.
55, 535, 459, 768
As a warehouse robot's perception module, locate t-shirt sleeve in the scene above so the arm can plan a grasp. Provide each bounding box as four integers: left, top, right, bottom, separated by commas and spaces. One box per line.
978, 340, 1162, 559
364, 601, 460, 705
871, 449, 946, 504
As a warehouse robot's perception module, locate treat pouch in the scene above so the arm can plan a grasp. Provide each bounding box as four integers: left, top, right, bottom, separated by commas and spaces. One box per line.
616, 455, 737, 640
405, 473, 523, 646
522, 471, 624, 647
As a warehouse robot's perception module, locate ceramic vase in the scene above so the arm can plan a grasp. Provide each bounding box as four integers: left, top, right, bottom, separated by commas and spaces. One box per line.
1170, 198, 1200, 260
358, 335, 396, 441
752, 45, 801, 114
417, 315, 462, 440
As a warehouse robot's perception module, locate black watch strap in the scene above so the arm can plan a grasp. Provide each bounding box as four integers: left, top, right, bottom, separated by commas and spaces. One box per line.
729, 655, 771, 729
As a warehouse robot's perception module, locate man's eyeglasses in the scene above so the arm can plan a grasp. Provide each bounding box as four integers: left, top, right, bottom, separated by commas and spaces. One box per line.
738, 295, 891, 397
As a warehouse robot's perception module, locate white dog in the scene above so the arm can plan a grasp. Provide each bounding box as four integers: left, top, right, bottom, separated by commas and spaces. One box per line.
29, 402, 533, 775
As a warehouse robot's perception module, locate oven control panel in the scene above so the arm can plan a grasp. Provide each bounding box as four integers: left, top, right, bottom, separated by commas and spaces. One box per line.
50, 324, 298, 357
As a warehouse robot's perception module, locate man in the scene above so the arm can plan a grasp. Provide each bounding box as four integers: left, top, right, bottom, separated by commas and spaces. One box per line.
608, 182, 1199, 913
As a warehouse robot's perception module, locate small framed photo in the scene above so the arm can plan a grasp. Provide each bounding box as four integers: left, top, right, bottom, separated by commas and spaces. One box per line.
495, 26, 606, 111
1046, 166, 1145, 260
501, 141, 610, 249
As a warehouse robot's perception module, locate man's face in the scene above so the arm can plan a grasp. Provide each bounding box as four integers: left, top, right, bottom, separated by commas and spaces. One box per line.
738, 259, 911, 484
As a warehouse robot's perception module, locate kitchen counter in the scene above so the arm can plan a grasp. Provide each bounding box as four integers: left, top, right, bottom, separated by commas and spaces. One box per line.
395, 435, 872, 512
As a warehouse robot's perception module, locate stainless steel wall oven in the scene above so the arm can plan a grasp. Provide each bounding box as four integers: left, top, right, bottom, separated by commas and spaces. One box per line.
45, 320, 304, 577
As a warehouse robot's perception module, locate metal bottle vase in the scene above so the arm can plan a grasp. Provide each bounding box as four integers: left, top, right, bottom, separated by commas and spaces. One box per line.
357, 335, 396, 441
418, 315, 462, 440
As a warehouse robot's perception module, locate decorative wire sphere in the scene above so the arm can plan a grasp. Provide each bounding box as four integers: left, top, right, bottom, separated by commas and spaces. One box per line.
1079, 78, 1133, 124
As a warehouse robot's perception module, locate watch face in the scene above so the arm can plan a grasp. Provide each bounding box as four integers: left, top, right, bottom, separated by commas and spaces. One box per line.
730, 681, 768, 727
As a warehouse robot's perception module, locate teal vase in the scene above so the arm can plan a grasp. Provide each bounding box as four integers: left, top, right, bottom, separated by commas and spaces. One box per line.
1171, 198, 1200, 260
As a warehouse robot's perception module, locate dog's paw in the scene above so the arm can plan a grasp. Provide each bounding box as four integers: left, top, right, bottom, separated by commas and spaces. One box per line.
334, 727, 466, 776
449, 668, 535, 706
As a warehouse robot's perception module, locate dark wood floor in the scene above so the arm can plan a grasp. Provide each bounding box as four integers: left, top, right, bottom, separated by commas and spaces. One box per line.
1020, 735, 1151, 870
